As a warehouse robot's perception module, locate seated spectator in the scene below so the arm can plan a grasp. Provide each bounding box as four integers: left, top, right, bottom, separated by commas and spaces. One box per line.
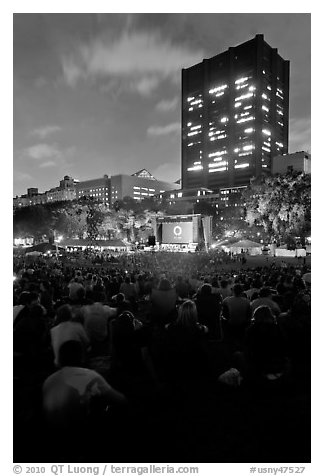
14, 302, 52, 376
109, 311, 157, 387
13, 291, 31, 325
42, 340, 126, 431
277, 291, 311, 378
82, 297, 117, 354
246, 279, 262, 301
251, 287, 281, 317
243, 305, 287, 381
163, 300, 208, 382
211, 277, 221, 295
84, 273, 93, 294
219, 279, 232, 299
150, 278, 177, 325
119, 276, 137, 301
109, 277, 120, 298
195, 284, 222, 339
189, 274, 202, 295
68, 277, 84, 302
50, 304, 90, 367
222, 284, 252, 341
111, 293, 133, 315
175, 275, 190, 299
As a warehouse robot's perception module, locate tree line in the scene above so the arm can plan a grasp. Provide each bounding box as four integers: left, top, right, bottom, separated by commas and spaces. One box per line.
13, 171, 310, 246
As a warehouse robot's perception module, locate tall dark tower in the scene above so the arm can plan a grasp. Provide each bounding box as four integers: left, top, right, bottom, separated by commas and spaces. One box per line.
181, 34, 290, 191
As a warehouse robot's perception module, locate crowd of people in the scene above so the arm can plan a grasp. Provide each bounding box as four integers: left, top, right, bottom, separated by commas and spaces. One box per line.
13, 250, 311, 463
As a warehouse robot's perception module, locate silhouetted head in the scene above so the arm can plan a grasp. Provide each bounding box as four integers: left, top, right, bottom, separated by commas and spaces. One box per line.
58, 340, 85, 367
233, 284, 244, 297
200, 283, 212, 297
159, 278, 172, 291
252, 305, 276, 325
55, 304, 73, 324
259, 287, 272, 298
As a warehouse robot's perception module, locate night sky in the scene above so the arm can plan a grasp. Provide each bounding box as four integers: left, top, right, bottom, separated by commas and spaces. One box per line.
13, 13, 311, 197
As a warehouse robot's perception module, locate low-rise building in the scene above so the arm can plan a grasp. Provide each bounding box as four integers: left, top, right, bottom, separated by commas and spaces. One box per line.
111, 169, 178, 203
13, 176, 78, 208
46, 187, 76, 203
75, 175, 111, 205
271, 151, 311, 175
76, 170, 178, 207
14, 171, 178, 209
13, 188, 47, 208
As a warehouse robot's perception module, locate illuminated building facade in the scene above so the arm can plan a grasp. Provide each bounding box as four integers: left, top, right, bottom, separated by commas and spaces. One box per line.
46, 176, 77, 203
181, 34, 290, 190
76, 170, 178, 206
110, 170, 179, 203
75, 175, 111, 205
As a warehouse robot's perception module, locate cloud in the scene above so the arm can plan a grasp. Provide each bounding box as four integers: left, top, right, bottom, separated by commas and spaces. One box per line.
32, 125, 61, 139
39, 161, 56, 168
130, 76, 160, 96
152, 162, 181, 183
22, 143, 76, 171
34, 77, 48, 88
61, 31, 204, 93
147, 122, 180, 137
23, 143, 61, 160
289, 117, 311, 153
14, 172, 33, 182
156, 97, 179, 112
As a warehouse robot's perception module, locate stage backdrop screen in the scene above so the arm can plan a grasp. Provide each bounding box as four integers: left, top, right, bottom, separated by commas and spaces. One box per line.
162, 221, 193, 244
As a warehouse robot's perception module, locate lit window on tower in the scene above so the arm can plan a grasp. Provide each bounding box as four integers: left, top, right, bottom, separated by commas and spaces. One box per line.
209, 84, 228, 94
208, 161, 227, 169
236, 116, 254, 124
235, 76, 249, 84
262, 129, 271, 136
187, 165, 203, 172
235, 92, 253, 102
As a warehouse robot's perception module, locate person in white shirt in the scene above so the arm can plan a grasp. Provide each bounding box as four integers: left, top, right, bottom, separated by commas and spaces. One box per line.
251, 287, 281, 317
43, 340, 126, 430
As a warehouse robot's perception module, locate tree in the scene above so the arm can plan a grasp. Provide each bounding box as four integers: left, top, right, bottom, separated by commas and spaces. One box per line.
193, 200, 215, 216
115, 208, 136, 242
243, 171, 311, 244
165, 200, 193, 215
13, 205, 53, 241
54, 202, 88, 239
97, 207, 119, 240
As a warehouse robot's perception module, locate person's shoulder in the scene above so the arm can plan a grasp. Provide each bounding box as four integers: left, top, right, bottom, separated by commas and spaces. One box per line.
72, 367, 112, 392
241, 296, 250, 303
43, 368, 63, 388
103, 305, 117, 316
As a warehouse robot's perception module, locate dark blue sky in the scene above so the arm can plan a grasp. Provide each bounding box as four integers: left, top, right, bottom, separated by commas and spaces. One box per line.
13, 13, 311, 196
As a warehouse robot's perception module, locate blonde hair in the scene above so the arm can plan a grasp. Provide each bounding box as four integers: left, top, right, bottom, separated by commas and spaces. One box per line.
177, 300, 198, 328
